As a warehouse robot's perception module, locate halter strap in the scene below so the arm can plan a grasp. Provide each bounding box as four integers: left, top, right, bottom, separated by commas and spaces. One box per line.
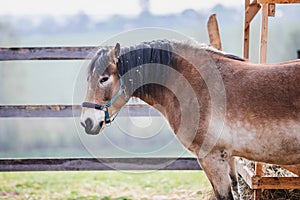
82, 76, 128, 124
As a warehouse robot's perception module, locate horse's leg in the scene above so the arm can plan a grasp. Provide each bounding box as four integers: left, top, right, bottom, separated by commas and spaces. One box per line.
198, 150, 234, 200
229, 157, 240, 200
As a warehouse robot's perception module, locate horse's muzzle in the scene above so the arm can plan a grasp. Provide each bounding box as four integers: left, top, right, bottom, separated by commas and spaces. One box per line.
80, 118, 103, 135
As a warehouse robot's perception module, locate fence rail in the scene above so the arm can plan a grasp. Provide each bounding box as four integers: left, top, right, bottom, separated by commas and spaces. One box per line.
0, 157, 201, 171
0, 47, 100, 60
0, 104, 160, 117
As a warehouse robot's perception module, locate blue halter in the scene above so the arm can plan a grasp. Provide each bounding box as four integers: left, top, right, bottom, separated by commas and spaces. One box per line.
82, 76, 128, 124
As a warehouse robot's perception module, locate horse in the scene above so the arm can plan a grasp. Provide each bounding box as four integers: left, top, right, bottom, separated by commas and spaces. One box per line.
80, 39, 300, 200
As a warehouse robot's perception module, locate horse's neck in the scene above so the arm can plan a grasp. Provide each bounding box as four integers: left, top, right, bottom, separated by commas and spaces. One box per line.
131, 47, 213, 134
118, 41, 232, 136
132, 83, 181, 132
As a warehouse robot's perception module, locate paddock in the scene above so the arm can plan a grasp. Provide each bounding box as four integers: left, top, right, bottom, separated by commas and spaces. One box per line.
1, 1, 300, 199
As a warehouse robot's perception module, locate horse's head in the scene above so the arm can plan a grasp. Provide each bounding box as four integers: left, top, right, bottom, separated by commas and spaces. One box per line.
80, 43, 128, 135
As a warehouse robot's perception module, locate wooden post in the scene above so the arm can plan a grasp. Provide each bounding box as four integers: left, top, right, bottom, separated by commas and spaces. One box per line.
207, 14, 222, 51
260, 4, 269, 64
254, 162, 263, 199
244, 0, 261, 59
244, 0, 250, 59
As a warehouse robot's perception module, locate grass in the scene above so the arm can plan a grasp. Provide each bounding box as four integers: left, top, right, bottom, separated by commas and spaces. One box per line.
0, 171, 213, 200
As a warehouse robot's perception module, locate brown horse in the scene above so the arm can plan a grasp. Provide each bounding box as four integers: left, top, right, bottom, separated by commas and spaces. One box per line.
80, 40, 300, 200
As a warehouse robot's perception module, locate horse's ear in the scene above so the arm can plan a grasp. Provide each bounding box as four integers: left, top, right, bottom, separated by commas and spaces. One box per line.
114, 43, 120, 58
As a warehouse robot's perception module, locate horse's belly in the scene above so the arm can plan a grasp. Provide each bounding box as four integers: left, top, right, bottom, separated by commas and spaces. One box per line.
230, 120, 300, 165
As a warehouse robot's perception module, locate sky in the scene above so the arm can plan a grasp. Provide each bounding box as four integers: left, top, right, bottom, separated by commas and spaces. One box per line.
0, 0, 243, 17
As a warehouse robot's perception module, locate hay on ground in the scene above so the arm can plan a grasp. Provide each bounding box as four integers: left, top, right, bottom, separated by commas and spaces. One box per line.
238, 158, 300, 200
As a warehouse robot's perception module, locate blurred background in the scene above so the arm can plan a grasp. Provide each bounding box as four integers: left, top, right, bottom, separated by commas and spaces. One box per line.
0, 0, 299, 158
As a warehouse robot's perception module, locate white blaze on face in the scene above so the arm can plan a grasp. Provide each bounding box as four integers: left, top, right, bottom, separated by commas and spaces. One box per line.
81, 108, 105, 131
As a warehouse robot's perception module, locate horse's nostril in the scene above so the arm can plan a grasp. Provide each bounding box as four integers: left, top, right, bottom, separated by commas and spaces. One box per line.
82, 118, 102, 135
85, 118, 93, 130
99, 121, 104, 128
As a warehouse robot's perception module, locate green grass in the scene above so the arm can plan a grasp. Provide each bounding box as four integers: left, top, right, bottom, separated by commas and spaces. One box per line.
0, 171, 213, 200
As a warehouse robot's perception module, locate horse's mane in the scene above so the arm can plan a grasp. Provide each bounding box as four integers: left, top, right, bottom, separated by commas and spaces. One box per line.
88, 39, 245, 78
117, 40, 173, 76
87, 39, 245, 98
204, 46, 245, 62
87, 47, 110, 77
173, 40, 245, 62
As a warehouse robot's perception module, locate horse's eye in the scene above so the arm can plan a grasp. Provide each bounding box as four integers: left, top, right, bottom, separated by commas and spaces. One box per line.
100, 77, 109, 84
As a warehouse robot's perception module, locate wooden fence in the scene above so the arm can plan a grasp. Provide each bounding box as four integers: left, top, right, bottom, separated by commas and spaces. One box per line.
0, 47, 201, 172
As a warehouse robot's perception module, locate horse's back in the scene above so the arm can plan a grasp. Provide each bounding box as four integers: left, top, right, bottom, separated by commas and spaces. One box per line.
225, 60, 300, 122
